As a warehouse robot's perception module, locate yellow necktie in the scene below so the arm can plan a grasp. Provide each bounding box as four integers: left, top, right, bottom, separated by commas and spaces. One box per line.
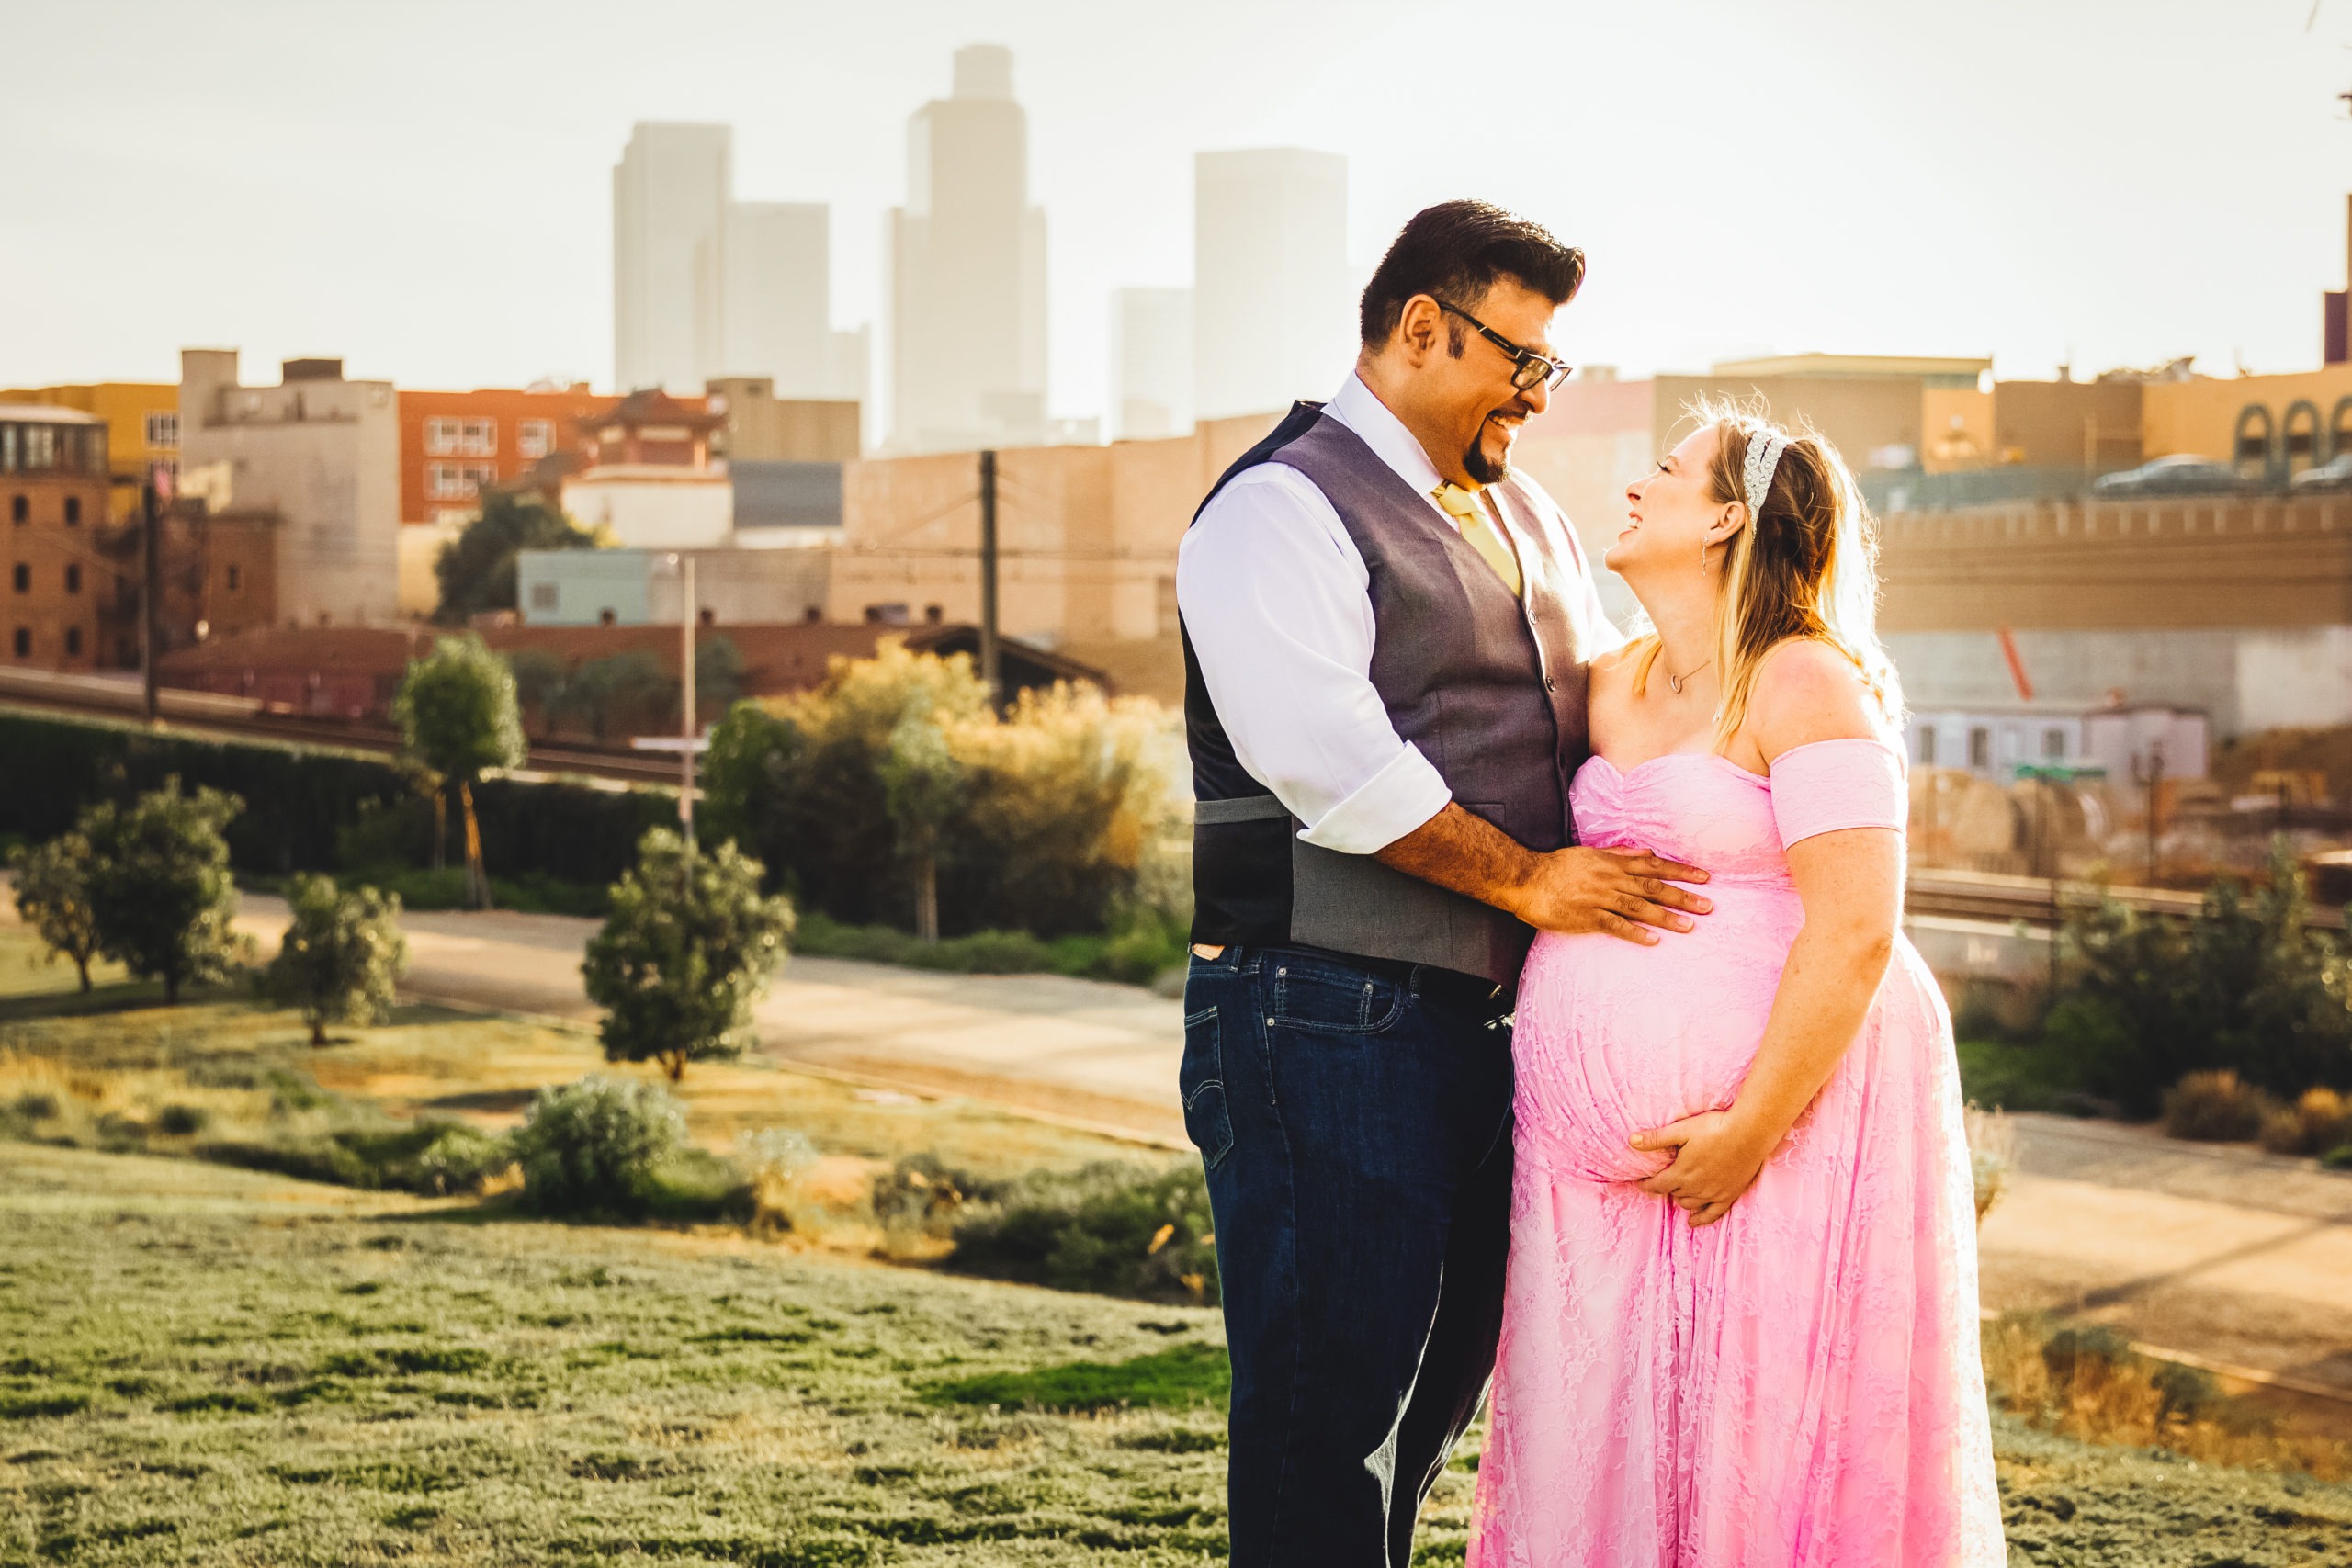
1432, 482, 1523, 598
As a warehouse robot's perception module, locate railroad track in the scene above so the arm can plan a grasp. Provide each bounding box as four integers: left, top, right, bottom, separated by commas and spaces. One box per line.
0, 682, 686, 788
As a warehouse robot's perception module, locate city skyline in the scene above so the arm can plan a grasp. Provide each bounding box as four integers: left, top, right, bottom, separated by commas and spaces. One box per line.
6, 0, 2351, 422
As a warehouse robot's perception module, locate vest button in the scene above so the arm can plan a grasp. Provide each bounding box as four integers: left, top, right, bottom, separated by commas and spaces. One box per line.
1544, 678, 1556, 693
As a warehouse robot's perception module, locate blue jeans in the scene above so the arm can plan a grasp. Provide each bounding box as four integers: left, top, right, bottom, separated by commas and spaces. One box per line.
1181, 944, 1516, 1567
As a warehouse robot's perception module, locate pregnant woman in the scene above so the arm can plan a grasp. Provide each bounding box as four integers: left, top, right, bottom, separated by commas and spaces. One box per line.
1470, 407, 2004, 1565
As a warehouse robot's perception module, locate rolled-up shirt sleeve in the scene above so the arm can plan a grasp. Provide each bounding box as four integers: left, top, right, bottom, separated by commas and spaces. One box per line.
1175, 464, 1452, 854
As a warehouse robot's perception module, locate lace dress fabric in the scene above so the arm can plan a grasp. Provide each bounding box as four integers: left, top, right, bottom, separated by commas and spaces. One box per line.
1469, 739, 2004, 1566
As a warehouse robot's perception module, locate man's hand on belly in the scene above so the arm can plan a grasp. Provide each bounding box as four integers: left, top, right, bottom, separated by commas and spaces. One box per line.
1630, 1110, 1777, 1226
1506, 846, 1713, 945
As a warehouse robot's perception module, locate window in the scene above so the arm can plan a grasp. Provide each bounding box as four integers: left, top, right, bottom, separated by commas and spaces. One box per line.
10, 564, 26, 593
1917, 727, 1938, 766
461, 417, 495, 456
145, 411, 179, 449
226, 564, 242, 592
425, 462, 498, 500
527, 581, 559, 611
22, 426, 53, 470
64, 626, 81, 657
424, 416, 462, 456
429, 416, 494, 456
10, 628, 26, 658
2041, 728, 2067, 761
63, 496, 79, 525
517, 419, 555, 459
1967, 726, 1991, 771
63, 564, 80, 594
8, 496, 23, 524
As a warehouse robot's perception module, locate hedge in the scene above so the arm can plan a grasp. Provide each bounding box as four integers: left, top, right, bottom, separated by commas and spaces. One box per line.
0, 709, 673, 887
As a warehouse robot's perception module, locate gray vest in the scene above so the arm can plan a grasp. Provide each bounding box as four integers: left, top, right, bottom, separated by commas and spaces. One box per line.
1185, 410, 1598, 984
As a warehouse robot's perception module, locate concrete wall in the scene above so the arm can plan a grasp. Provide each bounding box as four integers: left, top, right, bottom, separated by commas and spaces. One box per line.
179, 349, 400, 627
1886, 626, 2352, 740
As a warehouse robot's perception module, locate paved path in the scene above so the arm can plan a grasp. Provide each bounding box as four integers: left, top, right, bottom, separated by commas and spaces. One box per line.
106, 897, 2352, 1407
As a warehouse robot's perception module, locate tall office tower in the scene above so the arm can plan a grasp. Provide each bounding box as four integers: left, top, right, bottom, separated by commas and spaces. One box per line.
1109, 288, 1193, 440
723, 201, 831, 397
888, 44, 1047, 453
1193, 149, 1352, 422
613, 123, 731, 395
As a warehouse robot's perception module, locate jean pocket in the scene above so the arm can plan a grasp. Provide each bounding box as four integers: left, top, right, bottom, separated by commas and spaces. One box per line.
1179, 1005, 1235, 1169
1269, 956, 1407, 1035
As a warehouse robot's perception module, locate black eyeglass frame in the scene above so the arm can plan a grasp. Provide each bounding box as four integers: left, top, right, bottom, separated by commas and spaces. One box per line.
1434, 299, 1574, 392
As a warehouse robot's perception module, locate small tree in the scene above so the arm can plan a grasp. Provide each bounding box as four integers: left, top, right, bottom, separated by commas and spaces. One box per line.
8, 830, 103, 991
582, 829, 795, 1081
80, 778, 250, 1005
434, 490, 599, 625
265, 874, 409, 1046
879, 710, 964, 942
393, 634, 526, 909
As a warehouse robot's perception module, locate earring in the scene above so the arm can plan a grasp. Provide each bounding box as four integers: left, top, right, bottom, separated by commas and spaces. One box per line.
1700, 539, 1710, 574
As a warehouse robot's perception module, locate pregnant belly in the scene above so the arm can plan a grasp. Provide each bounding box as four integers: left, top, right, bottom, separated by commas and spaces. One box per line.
1510, 889, 1801, 1184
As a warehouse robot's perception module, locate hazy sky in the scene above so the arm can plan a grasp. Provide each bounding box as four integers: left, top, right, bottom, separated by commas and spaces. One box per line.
6, 0, 2349, 424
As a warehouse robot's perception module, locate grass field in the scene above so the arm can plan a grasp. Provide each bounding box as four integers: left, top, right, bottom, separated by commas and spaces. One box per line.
9, 931, 2352, 1562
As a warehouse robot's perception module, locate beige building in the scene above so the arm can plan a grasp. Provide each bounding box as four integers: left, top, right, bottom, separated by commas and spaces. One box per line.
827, 413, 1277, 700
179, 350, 400, 627
707, 377, 860, 462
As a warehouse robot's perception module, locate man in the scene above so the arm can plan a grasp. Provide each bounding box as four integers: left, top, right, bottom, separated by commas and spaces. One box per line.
1175, 200, 1712, 1565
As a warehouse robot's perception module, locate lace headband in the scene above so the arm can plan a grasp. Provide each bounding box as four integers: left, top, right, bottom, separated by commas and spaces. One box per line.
1742, 428, 1790, 520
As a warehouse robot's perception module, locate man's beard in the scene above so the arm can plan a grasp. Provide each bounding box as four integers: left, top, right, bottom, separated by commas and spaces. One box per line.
1463, 423, 1511, 486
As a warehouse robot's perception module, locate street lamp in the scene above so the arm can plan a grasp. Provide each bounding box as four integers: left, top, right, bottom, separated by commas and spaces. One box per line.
629, 551, 702, 853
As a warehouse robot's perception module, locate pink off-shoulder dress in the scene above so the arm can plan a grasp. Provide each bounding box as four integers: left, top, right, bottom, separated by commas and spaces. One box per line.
1470, 739, 2003, 1567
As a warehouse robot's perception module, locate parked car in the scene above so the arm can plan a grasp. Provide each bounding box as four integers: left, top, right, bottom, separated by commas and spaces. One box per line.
2090, 455, 2249, 497
2289, 453, 2352, 492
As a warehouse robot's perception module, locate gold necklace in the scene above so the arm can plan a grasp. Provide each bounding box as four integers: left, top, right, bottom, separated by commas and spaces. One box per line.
1664, 657, 1713, 695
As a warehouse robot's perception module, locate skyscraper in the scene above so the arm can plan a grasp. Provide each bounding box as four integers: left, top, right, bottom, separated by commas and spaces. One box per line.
613, 123, 731, 396
1193, 149, 1352, 422
1109, 288, 1193, 440
723, 202, 827, 396
888, 44, 1047, 453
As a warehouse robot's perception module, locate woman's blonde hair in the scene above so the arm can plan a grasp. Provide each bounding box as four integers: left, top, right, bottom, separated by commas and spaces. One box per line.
1628, 397, 1904, 746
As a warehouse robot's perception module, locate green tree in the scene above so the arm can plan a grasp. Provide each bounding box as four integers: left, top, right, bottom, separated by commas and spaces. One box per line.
505, 647, 570, 737
80, 779, 251, 1005
433, 490, 599, 624
392, 635, 526, 909
582, 829, 795, 1081
556, 649, 671, 741
7, 830, 103, 991
264, 874, 410, 1047
879, 710, 964, 942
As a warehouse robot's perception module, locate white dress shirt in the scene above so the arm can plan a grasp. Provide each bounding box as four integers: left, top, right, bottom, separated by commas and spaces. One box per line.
1176, 374, 1620, 855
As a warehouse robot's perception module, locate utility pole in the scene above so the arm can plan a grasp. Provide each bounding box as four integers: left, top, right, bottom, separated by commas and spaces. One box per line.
140, 473, 162, 726
2133, 739, 2166, 886
978, 448, 1001, 707
679, 553, 697, 855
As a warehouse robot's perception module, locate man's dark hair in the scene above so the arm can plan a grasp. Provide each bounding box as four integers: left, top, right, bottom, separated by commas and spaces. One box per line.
1358, 200, 1585, 348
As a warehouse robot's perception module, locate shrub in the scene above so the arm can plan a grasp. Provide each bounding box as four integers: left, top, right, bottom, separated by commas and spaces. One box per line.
950, 1161, 1218, 1306
154, 1104, 209, 1137
702, 643, 1188, 941
872, 1154, 1001, 1239
2052, 846, 2352, 1115
2257, 1087, 2352, 1156
2161, 1070, 2275, 1143
263, 874, 409, 1046
582, 829, 795, 1082
510, 1075, 686, 1215
2324, 1145, 2352, 1170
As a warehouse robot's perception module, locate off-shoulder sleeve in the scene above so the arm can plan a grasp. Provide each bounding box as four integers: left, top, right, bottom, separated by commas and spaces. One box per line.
1768, 737, 1907, 848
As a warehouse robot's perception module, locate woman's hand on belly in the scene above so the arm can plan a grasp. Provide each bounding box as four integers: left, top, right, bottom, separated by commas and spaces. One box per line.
1630, 1109, 1778, 1226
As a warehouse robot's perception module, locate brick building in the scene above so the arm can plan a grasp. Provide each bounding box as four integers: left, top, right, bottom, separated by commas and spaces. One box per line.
2, 403, 111, 670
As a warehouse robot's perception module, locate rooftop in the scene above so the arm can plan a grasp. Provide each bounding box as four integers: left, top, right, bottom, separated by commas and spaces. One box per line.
1706, 353, 1993, 383
0, 403, 106, 425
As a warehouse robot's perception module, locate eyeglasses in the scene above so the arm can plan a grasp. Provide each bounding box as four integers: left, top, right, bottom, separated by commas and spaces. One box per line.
1436, 300, 1574, 393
